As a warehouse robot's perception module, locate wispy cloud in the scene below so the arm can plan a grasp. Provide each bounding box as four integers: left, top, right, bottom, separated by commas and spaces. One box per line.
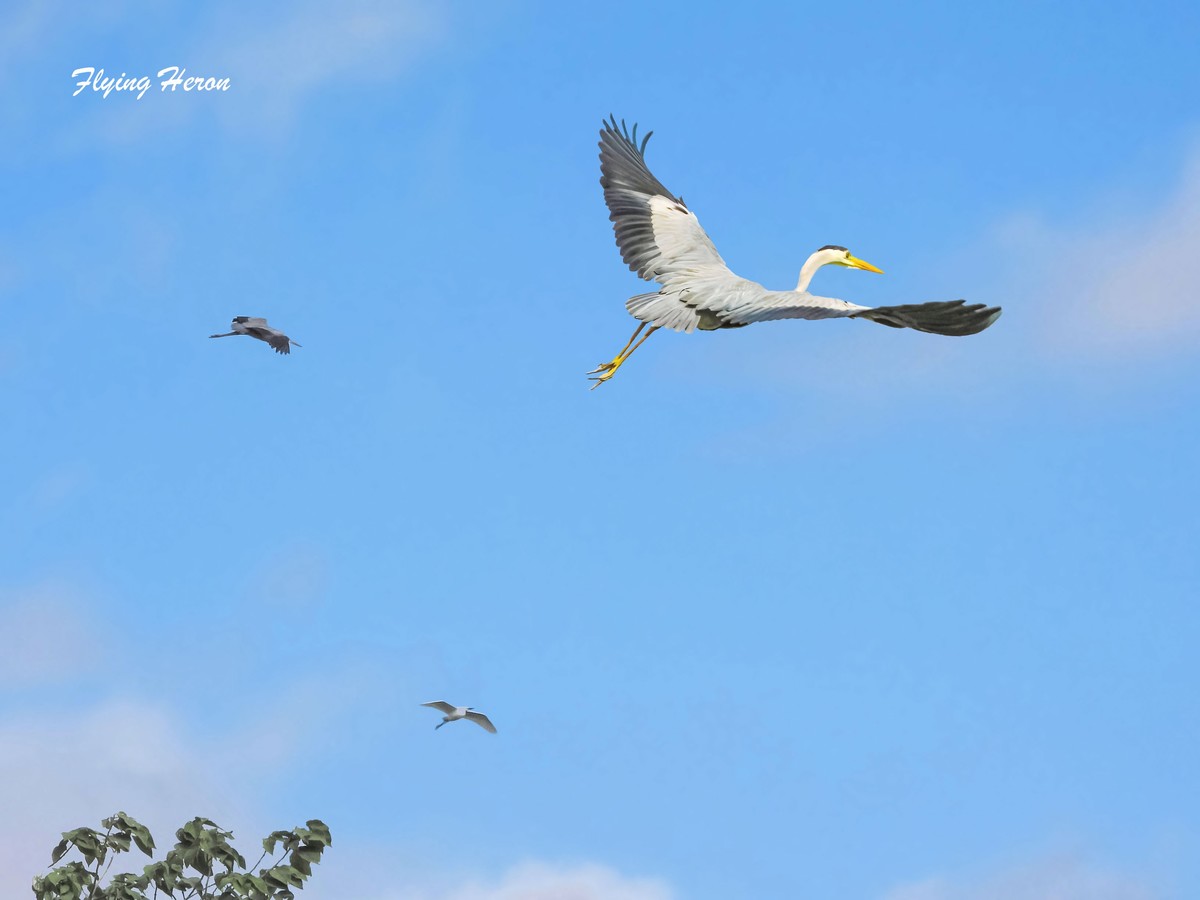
882, 855, 1159, 900
1002, 148, 1200, 359
207, 0, 445, 134
308, 860, 675, 900
66, 0, 447, 147
0, 698, 253, 898
0, 581, 102, 685
248, 540, 330, 610
676, 144, 1200, 422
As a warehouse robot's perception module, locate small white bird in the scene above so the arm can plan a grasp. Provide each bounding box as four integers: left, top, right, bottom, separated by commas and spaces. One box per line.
421, 701, 497, 734
208, 316, 300, 355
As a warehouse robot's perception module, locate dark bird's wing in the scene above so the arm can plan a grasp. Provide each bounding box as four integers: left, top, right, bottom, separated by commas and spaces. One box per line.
263, 331, 293, 354
849, 300, 1002, 336
241, 324, 292, 354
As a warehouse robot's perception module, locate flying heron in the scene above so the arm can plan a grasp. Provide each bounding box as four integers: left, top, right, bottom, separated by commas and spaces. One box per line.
421, 701, 497, 734
209, 317, 300, 355
589, 116, 1001, 387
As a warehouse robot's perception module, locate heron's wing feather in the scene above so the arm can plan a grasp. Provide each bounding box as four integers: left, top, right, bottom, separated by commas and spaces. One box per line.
243, 317, 269, 326
421, 701, 456, 715
724, 293, 1002, 335
242, 326, 292, 354
849, 300, 1002, 336
464, 711, 497, 733
720, 291, 872, 325
600, 117, 733, 289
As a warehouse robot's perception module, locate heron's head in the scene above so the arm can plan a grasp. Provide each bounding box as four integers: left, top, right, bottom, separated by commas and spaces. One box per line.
814, 245, 883, 274
796, 245, 883, 291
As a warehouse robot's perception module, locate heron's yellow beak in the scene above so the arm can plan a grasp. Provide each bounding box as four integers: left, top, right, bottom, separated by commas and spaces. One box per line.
845, 254, 883, 274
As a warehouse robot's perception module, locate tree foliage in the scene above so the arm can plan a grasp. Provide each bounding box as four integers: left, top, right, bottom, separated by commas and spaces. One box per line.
32, 812, 331, 900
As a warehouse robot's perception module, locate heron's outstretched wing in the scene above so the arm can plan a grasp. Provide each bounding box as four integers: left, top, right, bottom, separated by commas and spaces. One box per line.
850, 300, 1002, 336
464, 710, 497, 734
242, 326, 292, 354
263, 331, 293, 354
421, 701, 456, 715
600, 117, 735, 291
722, 292, 1001, 336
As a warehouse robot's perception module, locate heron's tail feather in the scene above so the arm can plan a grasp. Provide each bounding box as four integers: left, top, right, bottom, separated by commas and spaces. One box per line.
851, 300, 1002, 336
625, 292, 702, 333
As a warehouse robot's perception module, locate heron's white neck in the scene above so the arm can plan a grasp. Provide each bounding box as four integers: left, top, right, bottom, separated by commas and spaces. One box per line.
795, 253, 826, 292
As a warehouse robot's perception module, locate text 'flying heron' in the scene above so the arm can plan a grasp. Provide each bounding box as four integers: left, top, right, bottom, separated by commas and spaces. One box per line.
209, 317, 300, 355
588, 117, 1001, 387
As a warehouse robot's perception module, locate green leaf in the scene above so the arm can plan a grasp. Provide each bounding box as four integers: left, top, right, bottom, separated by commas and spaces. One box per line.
303, 821, 331, 847
178, 874, 204, 892
108, 831, 132, 853
289, 854, 311, 877
292, 844, 323, 864
261, 830, 291, 856
51, 839, 70, 864
184, 847, 213, 876
131, 824, 155, 856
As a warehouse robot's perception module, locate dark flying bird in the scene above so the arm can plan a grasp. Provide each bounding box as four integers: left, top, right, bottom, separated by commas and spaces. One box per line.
209, 317, 300, 355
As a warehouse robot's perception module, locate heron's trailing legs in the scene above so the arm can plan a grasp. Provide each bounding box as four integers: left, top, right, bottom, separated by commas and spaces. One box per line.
588, 323, 659, 389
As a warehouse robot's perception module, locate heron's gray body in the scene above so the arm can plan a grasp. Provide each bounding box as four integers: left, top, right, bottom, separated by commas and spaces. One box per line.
208, 316, 300, 355
599, 117, 1001, 336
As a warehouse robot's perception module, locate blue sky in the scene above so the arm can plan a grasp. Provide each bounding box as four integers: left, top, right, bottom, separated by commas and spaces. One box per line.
2, 1, 1199, 898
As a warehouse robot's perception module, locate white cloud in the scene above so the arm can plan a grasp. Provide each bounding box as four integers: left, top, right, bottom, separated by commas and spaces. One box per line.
208, 0, 444, 133
0, 582, 101, 685
421, 862, 672, 900
0, 0, 134, 78
1, 688, 673, 900
68, 0, 447, 146
248, 540, 330, 610
307, 860, 675, 900
882, 855, 1158, 900
997, 148, 1200, 359
0, 698, 254, 899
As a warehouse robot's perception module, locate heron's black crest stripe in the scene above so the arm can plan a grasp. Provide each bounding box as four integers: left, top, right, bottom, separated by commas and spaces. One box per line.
818, 244, 848, 252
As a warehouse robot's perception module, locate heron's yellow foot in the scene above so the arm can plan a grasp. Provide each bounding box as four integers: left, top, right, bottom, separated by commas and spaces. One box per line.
586, 358, 620, 376
587, 356, 626, 389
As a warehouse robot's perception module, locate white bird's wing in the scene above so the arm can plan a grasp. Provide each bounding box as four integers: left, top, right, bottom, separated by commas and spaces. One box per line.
600, 117, 737, 293
601, 117, 778, 333
421, 701, 456, 715
464, 710, 497, 734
